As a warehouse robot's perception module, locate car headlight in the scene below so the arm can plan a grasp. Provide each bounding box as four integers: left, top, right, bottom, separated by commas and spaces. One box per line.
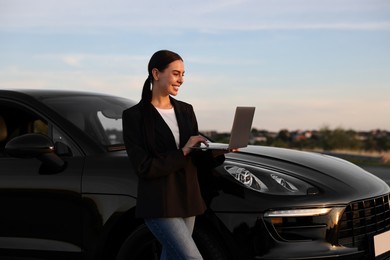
224, 165, 269, 192
224, 163, 319, 195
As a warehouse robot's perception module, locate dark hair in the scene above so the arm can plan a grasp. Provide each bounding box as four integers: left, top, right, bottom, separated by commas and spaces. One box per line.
141, 50, 183, 102
141, 50, 183, 155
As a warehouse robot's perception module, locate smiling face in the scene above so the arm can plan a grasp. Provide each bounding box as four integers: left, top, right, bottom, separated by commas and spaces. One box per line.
152, 59, 185, 97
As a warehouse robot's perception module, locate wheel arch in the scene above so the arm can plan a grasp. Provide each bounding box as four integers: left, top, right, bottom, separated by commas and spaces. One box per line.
195, 210, 241, 260
95, 207, 144, 260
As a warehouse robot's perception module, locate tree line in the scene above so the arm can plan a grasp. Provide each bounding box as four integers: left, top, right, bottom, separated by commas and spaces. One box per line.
214, 127, 390, 152
263, 128, 388, 152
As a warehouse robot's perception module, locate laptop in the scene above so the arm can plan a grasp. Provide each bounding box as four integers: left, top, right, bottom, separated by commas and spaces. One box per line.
192, 106, 256, 151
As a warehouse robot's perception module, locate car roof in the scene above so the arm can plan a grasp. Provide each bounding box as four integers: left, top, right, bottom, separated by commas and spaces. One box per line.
0, 89, 115, 100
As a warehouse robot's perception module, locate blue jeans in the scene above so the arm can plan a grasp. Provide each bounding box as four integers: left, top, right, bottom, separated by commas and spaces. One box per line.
144, 217, 203, 260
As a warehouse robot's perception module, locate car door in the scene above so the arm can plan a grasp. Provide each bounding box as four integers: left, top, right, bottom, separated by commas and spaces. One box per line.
0, 100, 84, 259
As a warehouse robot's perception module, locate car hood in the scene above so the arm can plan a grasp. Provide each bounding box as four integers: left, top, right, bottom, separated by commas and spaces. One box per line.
113, 147, 389, 207
222, 145, 389, 205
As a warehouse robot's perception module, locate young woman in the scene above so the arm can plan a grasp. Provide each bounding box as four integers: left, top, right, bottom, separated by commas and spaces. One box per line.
122, 50, 226, 260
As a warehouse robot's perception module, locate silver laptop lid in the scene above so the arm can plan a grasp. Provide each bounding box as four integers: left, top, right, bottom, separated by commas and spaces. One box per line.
228, 106, 256, 149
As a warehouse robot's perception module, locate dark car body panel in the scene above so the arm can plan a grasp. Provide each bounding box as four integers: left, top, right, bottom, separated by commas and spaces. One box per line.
1, 89, 389, 259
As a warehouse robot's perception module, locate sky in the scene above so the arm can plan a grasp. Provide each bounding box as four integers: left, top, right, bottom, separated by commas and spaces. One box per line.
1, 0, 389, 132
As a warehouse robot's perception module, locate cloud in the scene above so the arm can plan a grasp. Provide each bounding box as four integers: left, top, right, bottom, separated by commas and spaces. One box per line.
1, 0, 389, 32
0, 64, 144, 98
223, 22, 390, 31
63, 55, 83, 67
33, 53, 147, 71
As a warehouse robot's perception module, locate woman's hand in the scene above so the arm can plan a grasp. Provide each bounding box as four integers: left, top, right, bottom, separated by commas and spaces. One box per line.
182, 135, 208, 156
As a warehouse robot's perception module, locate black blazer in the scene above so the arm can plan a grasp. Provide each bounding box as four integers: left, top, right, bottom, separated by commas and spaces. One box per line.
122, 97, 224, 218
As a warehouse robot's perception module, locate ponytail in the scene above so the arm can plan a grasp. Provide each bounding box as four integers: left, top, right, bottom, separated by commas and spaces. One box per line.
141, 75, 152, 102
140, 75, 157, 156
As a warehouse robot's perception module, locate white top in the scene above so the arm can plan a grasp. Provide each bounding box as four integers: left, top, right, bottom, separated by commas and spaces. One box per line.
155, 107, 180, 148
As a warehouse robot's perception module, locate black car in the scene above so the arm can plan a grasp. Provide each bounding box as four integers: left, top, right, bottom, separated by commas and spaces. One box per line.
0, 89, 389, 260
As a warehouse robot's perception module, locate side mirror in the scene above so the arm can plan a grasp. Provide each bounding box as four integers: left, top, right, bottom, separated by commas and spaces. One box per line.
5, 134, 67, 174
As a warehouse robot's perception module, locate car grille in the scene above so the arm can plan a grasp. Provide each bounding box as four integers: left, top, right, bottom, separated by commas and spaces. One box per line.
338, 193, 390, 257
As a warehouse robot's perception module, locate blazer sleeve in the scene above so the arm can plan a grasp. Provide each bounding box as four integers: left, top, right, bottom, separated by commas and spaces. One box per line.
122, 106, 189, 179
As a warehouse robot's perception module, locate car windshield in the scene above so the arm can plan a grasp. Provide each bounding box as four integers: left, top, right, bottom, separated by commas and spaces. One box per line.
41, 94, 136, 150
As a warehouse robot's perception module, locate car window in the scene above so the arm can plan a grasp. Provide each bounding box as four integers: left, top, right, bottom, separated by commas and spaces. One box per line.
0, 101, 77, 157
97, 111, 123, 145
0, 103, 46, 156
40, 95, 135, 150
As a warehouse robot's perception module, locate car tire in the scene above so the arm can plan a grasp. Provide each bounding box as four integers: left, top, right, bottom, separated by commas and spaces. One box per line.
115, 224, 161, 260
193, 225, 231, 260
116, 223, 230, 260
